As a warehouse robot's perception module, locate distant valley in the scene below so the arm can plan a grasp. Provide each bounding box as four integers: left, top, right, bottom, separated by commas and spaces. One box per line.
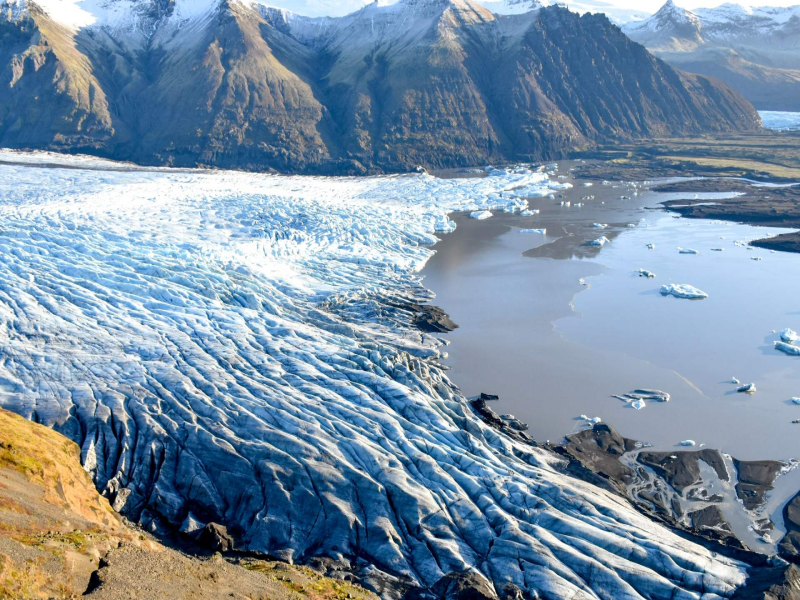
625, 0, 800, 111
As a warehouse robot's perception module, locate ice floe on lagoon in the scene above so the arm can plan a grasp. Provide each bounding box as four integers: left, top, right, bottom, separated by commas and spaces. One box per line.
678, 247, 700, 254
0, 151, 751, 598
587, 236, 610, 247
660, 284, 709, 299
636, 269, 656, 279
520, 228, 546, 234
470, 210, 493, 220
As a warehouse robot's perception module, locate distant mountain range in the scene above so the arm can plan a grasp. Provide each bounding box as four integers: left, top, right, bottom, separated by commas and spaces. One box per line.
624, 0, 800, 111
0, 0, 759, 173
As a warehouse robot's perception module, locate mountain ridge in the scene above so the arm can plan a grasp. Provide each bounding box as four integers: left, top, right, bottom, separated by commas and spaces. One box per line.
624, 0, 800, 110
0, 0, 761, 173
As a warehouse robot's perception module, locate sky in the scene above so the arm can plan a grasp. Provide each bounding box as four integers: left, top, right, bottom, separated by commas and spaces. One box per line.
260, 0, 799, 20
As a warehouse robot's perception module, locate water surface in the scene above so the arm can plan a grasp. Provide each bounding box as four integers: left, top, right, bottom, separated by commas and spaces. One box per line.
423, 164, 800, 461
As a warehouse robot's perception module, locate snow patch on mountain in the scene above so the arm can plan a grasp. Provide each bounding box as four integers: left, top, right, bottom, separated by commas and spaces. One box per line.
0, 150, 749, 597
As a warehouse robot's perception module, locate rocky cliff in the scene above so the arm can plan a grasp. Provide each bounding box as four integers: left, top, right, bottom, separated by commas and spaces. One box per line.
0, 0, 761, 173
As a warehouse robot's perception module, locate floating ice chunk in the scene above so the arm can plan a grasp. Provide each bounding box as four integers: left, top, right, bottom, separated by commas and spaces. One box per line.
711, 248, 724, 252
637, 269, 656, 279
587, 236, 610, 247
620, 195, 630, 200
614, 389, 670, 403
470, 210, 493, 220
519, 209, 539, 216
579, 278, 587, 285
631, 399, 646, 410
752, 257, 762, 261
591, 223, 608, 229
579, 415, 602, 424
574, 203, 584, 208
792, 398, 800, 405
520, 228, 546, 234
677, 247, 699, 254
647, 243, 655, 250
660, 284, 708, 299
736, 383, 756, 394
732, 377, 740, 385
560, 201, 571, 207
780, 329, 799, 343
775, 341, 800, 356
581, 182, 593, 187
627, 223, 637, 228
680, 440, 696, 447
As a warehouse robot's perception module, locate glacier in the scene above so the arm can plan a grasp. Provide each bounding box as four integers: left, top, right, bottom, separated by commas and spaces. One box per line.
0, 151, 750, 598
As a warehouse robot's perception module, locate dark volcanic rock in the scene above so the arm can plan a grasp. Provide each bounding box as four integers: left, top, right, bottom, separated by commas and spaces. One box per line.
730, 564, 800, 600
197, 523, 235, 553
555, 423, 638, 493
0, 0, 760, 173
638, 449, 728, 493
780, 491, 800, 560
733, 459, 785, 511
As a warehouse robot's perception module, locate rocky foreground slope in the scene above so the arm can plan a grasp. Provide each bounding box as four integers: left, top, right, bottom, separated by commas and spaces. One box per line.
0, 0, 760, 173
0, 407, 378, 599
624, 0, 800, 111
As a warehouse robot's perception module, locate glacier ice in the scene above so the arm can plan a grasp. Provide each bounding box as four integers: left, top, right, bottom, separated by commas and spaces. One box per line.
0, 151, 749, 597
470, 210, 493, 220
776, 341, 800, 356
660, 284, 708, 299
780, 328, 799, 343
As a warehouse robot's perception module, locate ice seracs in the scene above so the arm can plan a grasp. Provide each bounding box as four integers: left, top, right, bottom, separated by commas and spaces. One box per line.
660, 284, 708, 299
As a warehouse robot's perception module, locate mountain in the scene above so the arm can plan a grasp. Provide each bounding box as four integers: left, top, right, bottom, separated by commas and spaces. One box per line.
624, 1, 800, 111
0, 0, 760, 173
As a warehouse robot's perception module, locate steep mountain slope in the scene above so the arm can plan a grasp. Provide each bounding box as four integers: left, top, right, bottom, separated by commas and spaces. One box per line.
0, 0, 760, 172
624, 1, 800, 111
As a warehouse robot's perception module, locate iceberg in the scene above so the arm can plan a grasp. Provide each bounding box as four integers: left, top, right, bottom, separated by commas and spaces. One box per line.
581, 182, 593, 187
637, 269, 656, 279
519, 209, 539, 216
680, 440, 697, 447
470, 210, 493, 220
587, 236, 610, 247
737, 383, 757, 394
520, 228, 546, 234
631, 399, 646, 410
591, 223, 608, 229
780, 329, 799, 343
660, 284, 708, 299
776, 341, 800, 356
732, 377, 740, 385
614, 389, 670, 403
677, 247, 700, 254
647, 243, 656, 249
